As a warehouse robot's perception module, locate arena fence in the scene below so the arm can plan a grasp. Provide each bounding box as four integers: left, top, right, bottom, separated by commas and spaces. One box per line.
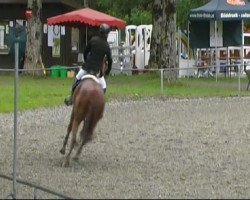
1, 41, 249, 199
111, 63, 248, 93
0, 174, 73, 199
0, 41, 75, 199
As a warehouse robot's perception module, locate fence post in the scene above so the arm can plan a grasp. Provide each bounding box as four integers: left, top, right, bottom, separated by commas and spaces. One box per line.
12, 29, 20, 199
238, 63, 241, 92
33, 187, 38, 199
160, 68, 164, 93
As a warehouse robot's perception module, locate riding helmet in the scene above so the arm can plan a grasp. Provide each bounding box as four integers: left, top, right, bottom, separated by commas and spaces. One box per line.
99, 23, 111, 35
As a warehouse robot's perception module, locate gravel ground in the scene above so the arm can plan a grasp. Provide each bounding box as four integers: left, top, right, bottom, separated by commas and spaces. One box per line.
0, 97, 250, 199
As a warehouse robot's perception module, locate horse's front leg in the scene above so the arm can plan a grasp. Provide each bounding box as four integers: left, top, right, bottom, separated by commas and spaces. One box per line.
60, 114, 73, 155
60, 126, 71, 155
60, 110, 74, 155
62, 121, 79, 167
62, 139, 76, 167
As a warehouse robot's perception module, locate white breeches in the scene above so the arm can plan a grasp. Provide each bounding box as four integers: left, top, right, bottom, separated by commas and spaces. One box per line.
76, 69, 106, 89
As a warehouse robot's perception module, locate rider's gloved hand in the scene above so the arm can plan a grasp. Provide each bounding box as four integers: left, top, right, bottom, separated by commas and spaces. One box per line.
99, 70, 104, 78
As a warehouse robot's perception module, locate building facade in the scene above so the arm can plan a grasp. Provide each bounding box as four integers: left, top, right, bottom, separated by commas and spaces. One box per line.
0, 0, 88, 70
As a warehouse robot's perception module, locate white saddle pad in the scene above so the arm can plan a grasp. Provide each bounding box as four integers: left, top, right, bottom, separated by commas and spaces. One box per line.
81, 74, 100, 84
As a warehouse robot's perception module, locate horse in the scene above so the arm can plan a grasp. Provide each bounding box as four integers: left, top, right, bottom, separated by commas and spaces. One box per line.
60, 74, 105, 167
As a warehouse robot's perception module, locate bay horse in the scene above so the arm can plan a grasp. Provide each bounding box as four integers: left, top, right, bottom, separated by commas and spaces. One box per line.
60, 74, 105, 167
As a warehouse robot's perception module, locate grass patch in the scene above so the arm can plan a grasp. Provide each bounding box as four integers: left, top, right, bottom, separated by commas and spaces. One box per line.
0, 73, 250, 113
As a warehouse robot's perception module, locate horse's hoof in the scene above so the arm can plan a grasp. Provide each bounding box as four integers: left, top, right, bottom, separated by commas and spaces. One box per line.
62, 160, 70, 167
73, 156, 79, 162
75, 141, 79, 147
60, 149, 65, 155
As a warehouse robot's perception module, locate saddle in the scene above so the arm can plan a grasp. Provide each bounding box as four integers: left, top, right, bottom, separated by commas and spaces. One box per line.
81, 74, 100, 84
85, 69, 99, 76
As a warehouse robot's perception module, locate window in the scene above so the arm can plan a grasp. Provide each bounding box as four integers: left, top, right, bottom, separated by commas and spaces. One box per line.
71, 27, 79, 52
0, 20, 9, 54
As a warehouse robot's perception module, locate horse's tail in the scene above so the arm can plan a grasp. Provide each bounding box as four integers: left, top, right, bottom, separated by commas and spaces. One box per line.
77, 79, 105, 144
80, 99, 104, 145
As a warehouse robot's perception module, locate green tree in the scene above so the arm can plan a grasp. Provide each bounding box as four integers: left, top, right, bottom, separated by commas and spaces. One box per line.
83, 0, 88, 7
24, 0, 43, 76
92, 0, 152, 25
88, 0, 210, 30
80, 0, 212, 76
177, 0, 209, 30
149, 0, 177, 80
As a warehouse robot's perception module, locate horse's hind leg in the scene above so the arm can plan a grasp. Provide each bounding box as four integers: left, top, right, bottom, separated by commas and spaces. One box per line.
62, 120, 79, 167
73, 113, 99, 161
60, 112, 74, 155
73, 125, 89, 161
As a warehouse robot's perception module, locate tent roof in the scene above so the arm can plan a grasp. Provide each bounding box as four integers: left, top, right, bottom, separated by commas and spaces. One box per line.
189, 0, 250, 20
47, 7, 126, 29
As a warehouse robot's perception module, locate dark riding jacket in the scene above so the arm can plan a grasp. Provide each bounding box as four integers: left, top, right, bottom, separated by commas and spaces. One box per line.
83, 35, 112, 76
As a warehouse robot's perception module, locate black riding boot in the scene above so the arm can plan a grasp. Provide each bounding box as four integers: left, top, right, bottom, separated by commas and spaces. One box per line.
64, 79, 81, 106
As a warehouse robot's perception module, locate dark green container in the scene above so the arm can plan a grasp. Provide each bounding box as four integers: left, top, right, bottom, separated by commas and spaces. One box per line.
50, 65, 60, 78
59, 67, 68, 78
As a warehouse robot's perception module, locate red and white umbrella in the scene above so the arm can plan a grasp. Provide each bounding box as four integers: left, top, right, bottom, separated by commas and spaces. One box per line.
47, 7, 126, 29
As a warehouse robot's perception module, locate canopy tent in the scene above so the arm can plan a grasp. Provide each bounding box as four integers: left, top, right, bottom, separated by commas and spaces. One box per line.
188, 0, 250, 79
47, 7, 126, 29
189, 0, 250, 21
189, 0, 250, 48
189, 20, 243, 48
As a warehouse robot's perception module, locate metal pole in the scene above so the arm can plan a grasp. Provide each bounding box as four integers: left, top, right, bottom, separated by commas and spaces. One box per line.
33, 187, 38, 199
161, 68, 164, 93
177, 27, 181, 76
85, 25, 88, 46
12, 36, 19, 199
215, 20, 218, 82
143, 27, 146, 68
239, 20, 244, 92
238, 64, 241, 92
1, 174, 73, 199
187, 21, 190, 74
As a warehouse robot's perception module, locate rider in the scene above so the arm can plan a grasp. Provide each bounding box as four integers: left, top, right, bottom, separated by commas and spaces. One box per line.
64, 23, 113, 106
